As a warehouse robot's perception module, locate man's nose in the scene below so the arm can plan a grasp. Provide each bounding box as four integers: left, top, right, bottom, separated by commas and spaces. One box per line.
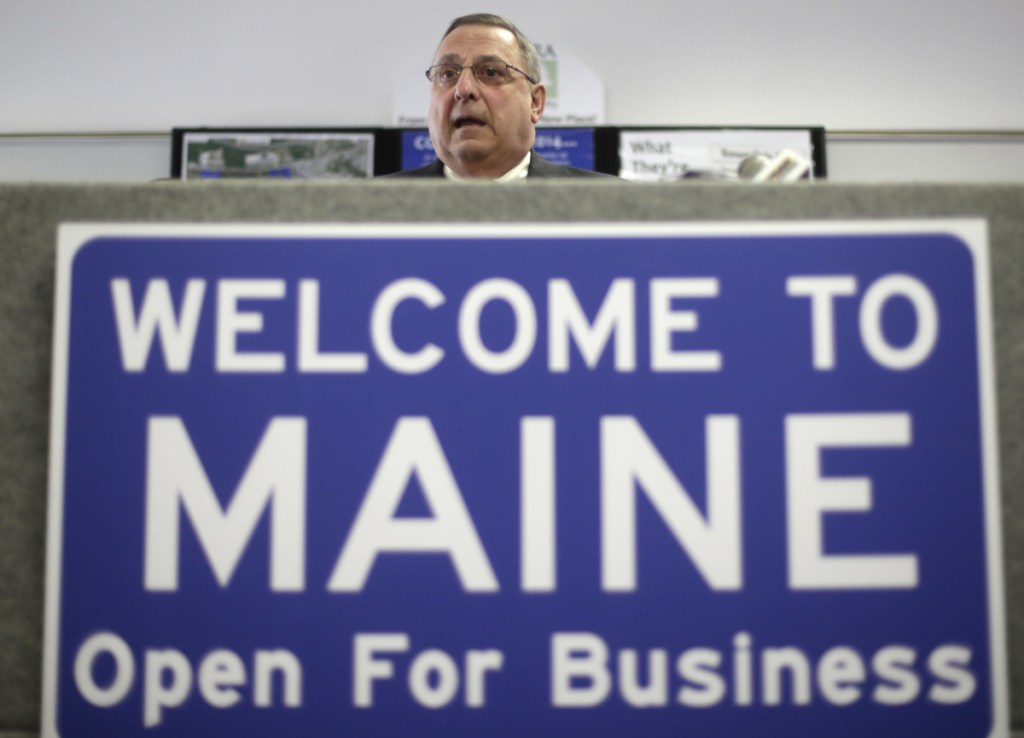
453, 67, 481, 99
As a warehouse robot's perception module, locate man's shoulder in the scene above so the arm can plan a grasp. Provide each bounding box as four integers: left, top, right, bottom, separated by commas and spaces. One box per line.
528, 153, 618, 179
376, 160, 444, 178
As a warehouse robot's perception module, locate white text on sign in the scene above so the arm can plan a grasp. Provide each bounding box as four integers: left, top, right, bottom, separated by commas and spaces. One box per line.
110, 274, 938, 375
143, 413, 917, 594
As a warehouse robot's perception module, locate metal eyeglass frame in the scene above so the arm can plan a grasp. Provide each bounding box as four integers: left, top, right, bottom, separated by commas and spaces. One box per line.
425, 60, 538, 87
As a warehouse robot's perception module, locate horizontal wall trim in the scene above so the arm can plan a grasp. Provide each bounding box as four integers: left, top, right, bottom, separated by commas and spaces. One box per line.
0, 131, 168, 140
1, 129, 1023, 142
828, 130, 1024, 143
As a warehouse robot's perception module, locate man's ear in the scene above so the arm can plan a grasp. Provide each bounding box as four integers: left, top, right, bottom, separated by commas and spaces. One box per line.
530, 84, 547, 124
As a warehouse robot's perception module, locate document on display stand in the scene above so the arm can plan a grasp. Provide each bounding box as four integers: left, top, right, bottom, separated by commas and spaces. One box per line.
618, 129, 817, 180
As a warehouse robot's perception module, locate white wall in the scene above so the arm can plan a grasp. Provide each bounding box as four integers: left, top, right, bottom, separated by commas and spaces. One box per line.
827, 133, 1024, 182
1, 0, 1022, 180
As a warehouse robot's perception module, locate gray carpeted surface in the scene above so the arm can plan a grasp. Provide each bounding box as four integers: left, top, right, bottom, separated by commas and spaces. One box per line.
2, 180, 1022, 735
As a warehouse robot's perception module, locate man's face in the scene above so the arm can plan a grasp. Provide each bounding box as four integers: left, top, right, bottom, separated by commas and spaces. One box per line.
427, 24, 546, 178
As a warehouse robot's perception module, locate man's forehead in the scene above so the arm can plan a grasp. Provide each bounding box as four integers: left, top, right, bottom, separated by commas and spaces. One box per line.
434, 24, 520, 61
435, 51, 505, 64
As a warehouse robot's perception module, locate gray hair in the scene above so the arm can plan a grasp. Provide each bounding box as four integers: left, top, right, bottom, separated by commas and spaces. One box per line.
441, 13, 542, 83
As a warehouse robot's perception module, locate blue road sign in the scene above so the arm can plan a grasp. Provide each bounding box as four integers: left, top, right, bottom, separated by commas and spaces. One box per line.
44, 222, 1007, 737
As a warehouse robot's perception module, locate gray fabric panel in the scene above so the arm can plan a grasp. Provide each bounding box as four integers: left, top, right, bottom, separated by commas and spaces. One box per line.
1, 181, 1022, 733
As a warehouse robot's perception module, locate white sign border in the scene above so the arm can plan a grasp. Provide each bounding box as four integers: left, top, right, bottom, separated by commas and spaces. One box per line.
43, 219, 1006, 738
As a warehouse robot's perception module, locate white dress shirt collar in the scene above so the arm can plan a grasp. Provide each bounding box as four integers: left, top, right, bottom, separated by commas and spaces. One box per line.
443, 152, 531, 182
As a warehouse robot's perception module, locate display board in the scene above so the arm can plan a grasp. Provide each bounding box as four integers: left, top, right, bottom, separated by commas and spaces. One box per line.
171, 127, 826, 179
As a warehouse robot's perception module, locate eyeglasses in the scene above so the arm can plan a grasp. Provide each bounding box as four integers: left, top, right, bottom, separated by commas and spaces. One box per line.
426, 60, 537, 88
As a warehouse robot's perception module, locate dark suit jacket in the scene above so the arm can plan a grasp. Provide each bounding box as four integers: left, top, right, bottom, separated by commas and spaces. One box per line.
380, 152, 616, 179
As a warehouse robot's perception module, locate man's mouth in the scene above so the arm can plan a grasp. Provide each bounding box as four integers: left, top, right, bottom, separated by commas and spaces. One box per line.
453, 116, 486, 129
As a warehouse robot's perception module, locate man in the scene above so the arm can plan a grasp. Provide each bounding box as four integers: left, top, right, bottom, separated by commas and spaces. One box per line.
385, 14, 614, 180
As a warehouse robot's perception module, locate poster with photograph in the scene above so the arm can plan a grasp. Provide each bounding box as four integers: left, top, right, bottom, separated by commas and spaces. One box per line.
180, 132, 375, 180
